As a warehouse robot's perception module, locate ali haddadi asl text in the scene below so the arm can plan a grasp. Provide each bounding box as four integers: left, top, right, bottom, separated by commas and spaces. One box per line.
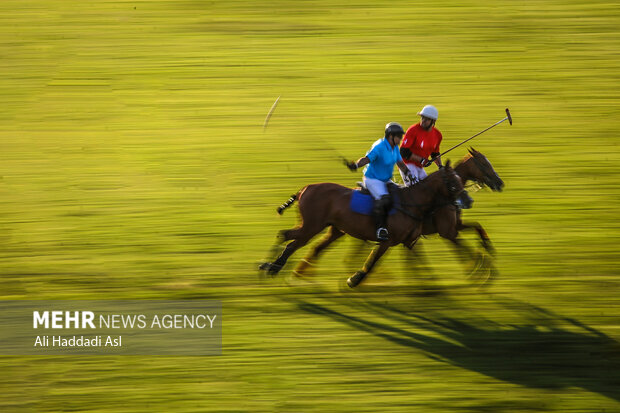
34, 335, 121, 348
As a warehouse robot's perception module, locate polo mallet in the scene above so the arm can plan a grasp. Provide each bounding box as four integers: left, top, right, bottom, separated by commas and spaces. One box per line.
429, 108, 512, 163
263, 96, 281, 131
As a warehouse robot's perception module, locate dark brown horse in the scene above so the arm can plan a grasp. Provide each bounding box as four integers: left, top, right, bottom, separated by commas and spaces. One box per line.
260, 162, 464, 287
423, 148, 504, 255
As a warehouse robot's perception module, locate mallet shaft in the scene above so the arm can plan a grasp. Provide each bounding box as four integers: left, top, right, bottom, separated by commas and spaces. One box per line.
429, 108, 513, 162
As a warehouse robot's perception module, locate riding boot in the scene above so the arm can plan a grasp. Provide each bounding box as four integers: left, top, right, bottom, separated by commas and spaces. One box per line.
372, 195, 391, 241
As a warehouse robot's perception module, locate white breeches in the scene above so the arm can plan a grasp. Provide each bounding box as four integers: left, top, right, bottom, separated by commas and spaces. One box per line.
399, 163, 427, 185
363, 177, 393, 200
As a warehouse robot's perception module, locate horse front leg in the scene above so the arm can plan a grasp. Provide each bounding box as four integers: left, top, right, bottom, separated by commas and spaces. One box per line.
346, 242, 390, 288
447, 236, 490, 281
457, 220, 495, 255
294, 226, 345, 278
344, 238, 374, 274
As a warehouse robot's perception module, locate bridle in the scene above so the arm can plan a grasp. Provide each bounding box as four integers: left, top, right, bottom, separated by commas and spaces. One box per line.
443, 171, 463, 197
460, 154, 495, 191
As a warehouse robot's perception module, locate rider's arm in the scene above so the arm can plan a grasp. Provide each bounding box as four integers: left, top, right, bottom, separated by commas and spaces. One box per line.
397, 160, 414, 183
432, 134, 443, 167
400, 146, 426, 164
354, 157, 370, 169
400, 147, 412, 161
396, 160, 409, 174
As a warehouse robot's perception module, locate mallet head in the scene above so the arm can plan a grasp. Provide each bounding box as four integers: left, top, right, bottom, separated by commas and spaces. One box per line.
505, 108, 513, 125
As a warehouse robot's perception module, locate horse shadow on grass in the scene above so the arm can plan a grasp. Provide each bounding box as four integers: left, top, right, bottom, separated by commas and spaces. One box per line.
293, 295, 620, 402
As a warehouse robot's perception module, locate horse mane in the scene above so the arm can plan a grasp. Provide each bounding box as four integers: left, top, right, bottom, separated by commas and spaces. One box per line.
454, 154, 473, 168
455, 147, 483, 168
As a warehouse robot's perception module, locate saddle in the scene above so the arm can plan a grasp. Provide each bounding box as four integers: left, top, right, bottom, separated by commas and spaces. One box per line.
350, 182, 400, 216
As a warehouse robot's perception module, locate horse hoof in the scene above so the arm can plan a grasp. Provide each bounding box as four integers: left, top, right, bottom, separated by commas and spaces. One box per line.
267, 263, 283, 276
259, 262, 282, 276
347, 271, 367, 288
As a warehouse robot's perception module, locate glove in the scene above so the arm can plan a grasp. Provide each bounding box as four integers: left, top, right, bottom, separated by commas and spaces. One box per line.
346, 161, 358, 171
420, 158, 431, 167
404, 172, 415, 185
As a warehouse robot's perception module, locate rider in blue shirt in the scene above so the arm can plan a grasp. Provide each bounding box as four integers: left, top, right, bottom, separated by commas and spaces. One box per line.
346, 122, 413, 241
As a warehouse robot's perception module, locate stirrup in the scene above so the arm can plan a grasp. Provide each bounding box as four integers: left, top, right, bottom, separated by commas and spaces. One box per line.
376, 227, 388, 241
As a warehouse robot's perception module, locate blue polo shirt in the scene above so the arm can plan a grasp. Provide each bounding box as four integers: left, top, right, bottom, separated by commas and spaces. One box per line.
363, 138, 402, 182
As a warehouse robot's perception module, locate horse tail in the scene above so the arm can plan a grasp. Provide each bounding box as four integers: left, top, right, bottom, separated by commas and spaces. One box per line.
277, 193, 298, 215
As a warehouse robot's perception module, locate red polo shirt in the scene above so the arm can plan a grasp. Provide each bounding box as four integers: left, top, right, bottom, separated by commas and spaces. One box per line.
401, 123, 442, 167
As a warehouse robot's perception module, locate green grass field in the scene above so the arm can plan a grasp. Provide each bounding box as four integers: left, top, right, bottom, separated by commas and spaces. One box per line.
1, 0, 620, 411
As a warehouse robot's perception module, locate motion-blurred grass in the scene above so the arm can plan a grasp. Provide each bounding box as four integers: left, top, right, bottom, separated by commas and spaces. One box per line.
1, 0, 619, 411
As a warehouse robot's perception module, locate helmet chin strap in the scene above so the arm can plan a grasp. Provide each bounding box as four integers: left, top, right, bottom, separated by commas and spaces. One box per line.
387, 134, 402, 147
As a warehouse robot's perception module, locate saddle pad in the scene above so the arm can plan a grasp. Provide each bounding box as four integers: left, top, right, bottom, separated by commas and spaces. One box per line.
350, 190, 397, 216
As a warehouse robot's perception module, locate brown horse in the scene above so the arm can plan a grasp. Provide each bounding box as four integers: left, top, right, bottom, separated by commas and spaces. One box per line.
260, 161, 464, 287
423, 148, 504, 254
342, 148, 503, 282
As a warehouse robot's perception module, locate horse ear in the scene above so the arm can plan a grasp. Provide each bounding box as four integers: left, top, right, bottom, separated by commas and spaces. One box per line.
445, 159, 451, 169
468, 147, 474, 155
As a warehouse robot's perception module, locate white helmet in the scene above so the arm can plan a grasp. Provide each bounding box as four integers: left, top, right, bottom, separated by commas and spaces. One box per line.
417, 105, 438, 120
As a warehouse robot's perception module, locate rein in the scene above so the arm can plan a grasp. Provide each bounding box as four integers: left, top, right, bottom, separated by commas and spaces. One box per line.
465, 182, 484, 192
395, 200, 457, 222
395, 173, 463, 222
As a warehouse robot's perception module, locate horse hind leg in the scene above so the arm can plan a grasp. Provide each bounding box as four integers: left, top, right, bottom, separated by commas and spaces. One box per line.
294, 226, 345, 278
259, 226, 303, 275
278, 226, 305, 243
263, 223, 327, 276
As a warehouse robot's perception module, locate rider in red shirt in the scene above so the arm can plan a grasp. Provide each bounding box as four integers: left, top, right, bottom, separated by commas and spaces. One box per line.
399, 105, 443, 184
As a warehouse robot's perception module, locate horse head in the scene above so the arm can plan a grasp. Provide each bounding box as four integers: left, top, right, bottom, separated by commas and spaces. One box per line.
459, 148, 504, 192
398, 160, 464, 212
